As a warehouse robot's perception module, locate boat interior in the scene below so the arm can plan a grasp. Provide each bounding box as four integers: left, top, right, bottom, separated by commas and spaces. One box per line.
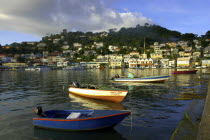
44, 110, 94, 119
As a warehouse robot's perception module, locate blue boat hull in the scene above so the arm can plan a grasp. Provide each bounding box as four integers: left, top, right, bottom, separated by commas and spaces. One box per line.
114, 76, 170, 82
33, 110, 130, 131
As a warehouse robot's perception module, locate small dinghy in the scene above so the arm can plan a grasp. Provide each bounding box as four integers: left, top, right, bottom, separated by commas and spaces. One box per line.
33, 107, 130, 131
69, 82, 128, 102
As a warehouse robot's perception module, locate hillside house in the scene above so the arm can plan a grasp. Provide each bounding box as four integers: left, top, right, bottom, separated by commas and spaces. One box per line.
150, 53, 163, 59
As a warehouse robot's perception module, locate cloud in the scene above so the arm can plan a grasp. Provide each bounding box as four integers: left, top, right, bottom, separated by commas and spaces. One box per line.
0, 0, 152, 37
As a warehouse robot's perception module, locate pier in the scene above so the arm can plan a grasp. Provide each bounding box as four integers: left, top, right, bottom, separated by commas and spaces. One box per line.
197, 80, 210, 140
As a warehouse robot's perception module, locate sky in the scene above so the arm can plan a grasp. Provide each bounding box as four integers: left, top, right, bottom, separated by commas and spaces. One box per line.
0, 0, 209, 45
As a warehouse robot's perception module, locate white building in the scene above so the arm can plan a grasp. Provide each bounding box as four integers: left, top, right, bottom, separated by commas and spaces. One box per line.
93, 42, 104, 49
128, 58, 138, 68
177, 57, 191, 67
73, 43, 82, 48
201, 59, 210, 67
160, 59, 169, 67
62, 45, 70, 50
108, 45, 118, 52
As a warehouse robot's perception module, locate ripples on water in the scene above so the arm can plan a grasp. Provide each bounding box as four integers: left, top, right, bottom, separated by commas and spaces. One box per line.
0, 69, 209, 140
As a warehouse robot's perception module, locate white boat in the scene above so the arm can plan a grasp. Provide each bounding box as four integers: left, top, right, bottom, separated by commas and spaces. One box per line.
113, 76, 170, 83
35, 66, 51, 71
69, 82, 128, 102
111, 70, 169, 83
25, 67, 36, 71
63, 66, 85, 70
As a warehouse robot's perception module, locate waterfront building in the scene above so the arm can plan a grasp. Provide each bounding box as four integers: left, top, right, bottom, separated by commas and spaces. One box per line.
86, 62, 100, 69
123, 54, 131, 63
201, 59, 210, 67
2, 63, 27, 68
109, 60, 125, 68
57, 61, 68, 67
128, 58, 138, 68
160, 59, 169, 68
139, 58, 154, 68
169, 60, 176, 67
80, 62, 87, 67
177, 57, 191, 67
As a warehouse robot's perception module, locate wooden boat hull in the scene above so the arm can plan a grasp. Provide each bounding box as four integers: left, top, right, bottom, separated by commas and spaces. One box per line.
69, 88, 128, 102
33, 110, 130, 131
171, 70, 198, 74
114, 76, 170, 83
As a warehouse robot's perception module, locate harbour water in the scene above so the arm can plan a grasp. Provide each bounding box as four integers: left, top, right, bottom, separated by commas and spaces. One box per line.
0, 68, 209, 140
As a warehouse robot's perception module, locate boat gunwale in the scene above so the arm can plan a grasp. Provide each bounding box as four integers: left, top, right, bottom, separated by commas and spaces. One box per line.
171, 70, 198, 74
115, 77, 169, 80
69, 87, 128, 92
33, 111, 130, 122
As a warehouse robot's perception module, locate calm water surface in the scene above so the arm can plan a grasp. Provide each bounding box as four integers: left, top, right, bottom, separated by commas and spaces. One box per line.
0, 69, 209, 140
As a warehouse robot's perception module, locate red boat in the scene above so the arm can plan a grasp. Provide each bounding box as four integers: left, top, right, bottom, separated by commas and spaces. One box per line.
171, 70, 198, 74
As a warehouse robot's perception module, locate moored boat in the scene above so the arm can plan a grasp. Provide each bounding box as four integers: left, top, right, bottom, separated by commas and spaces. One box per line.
33, 107, 130, 131
68, 82, 128, 102
113, 75, 170, 83
171, 70, 198, 74
25, 67, 36, 71
35, 66, 51, 71
63, 66, 85, 70
111, 70, 169, 83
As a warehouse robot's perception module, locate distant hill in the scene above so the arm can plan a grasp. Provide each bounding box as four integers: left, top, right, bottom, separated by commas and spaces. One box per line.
43, 23, 183, 49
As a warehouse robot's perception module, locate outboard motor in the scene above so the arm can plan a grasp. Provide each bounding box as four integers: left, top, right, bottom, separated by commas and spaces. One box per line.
115, 74, 120, 78
110, 74, 120, 80
72, 81, 80, 88
34, 106, 43, 116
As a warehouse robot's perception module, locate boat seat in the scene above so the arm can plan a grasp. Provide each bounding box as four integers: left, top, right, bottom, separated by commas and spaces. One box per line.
66, 112, 81, 119
87, 111, 94, 117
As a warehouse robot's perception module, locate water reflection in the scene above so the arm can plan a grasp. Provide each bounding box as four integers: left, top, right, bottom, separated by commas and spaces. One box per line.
69, 94, 125, 110
0, 69, 209, 140
33, 127, 127, 140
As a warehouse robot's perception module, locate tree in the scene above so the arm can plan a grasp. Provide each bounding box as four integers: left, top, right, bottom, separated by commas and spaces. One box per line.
206, 30, 210, 39
181, 33, 196, 41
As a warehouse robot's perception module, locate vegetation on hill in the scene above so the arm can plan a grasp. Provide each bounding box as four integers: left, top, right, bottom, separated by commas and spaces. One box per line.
0, 23, 209, 58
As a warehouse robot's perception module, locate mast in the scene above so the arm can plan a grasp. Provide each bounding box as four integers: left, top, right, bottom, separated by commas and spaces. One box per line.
142, 37, 147, 59
144, 37, 146, 54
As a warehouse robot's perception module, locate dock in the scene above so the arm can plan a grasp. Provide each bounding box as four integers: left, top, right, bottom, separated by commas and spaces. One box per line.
197, 80, 210, 140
